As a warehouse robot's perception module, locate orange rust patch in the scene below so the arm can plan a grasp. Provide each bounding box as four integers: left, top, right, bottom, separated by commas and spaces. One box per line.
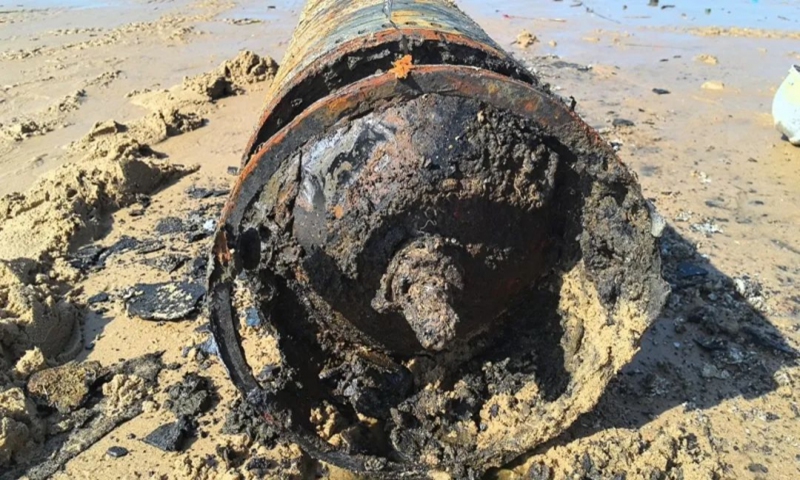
214, 231, 232, 264
390, 54, 414, 79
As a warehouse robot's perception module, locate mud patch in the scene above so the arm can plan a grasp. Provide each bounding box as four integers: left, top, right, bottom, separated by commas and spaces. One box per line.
27, 361, 102, 412
163, 373, 216, 417
1, 353, 167, 478
125, 282, 205, 321
0, 51, 277, 473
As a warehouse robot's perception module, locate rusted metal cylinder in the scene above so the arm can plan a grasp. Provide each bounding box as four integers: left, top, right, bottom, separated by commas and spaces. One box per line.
240, 0, 535, 167
209, 0, 669, 477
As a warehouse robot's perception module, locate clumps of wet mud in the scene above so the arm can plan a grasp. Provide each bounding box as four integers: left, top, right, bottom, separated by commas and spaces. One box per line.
0, 89, 86, 144
182, 50, 278, 100
0, 133, 191, 264
129, 50, 278, 115
0, 146, 191, 378
221, 398, 278, 447
1, 354, 167, 477
0, 51, 278, 473
163, 373, 216, 418
168, 443, 312, 480
0, 259, 83, 375
0, 387, 45, 468
518, 426, 724, 480
162, 395, 313, 480
69, 110, 204, 158
140, 373, 216, 454
491, 224, 799, 479
0, 51, 279, 367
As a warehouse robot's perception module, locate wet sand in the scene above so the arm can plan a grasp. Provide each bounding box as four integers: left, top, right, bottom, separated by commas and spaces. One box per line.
1, 0, 799, 478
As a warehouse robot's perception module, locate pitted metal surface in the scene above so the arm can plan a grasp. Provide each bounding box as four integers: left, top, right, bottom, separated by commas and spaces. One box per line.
241, 0, 536, 166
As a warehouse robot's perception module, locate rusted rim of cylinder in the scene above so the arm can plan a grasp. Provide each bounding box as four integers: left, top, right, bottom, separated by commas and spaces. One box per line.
241, 28, 536, 166
209, 65, 614, 476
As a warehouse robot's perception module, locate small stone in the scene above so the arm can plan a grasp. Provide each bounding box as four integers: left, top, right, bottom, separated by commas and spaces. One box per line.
106, 446, 129, 458
695, 337, 727, 352
88, 292, 110, 304
108, 236, 141, 255
186, 186, 214, 199
647, 204, 666, 238
141, 254, 189, 274
691, 221, 723, 236
612, 118, 635, 128
674, 319, 687, 334
747, 463, 768, 474
198, 336, 219, 357
652, 88, 671, 95
227, 166, 239, 175
191, 256, 208, 278
765, 412, 780, 422
185, 186, 229, 199
246, 457, 277, 474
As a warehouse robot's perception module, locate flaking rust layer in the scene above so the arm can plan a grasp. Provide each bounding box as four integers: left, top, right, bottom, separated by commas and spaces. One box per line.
208, 0, 669, 477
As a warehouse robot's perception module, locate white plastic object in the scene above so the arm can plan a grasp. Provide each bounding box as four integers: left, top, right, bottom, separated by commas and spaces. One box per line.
773, 65, 800, 146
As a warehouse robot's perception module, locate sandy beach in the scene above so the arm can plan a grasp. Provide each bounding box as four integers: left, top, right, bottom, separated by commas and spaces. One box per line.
1, 0, 799, 478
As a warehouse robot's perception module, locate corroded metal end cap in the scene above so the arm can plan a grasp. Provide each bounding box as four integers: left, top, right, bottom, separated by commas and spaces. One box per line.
371, 236, 464, 351
209, 66, 667, 477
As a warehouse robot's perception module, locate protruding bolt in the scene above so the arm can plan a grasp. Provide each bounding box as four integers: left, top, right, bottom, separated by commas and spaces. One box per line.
371, 236, 464, 351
